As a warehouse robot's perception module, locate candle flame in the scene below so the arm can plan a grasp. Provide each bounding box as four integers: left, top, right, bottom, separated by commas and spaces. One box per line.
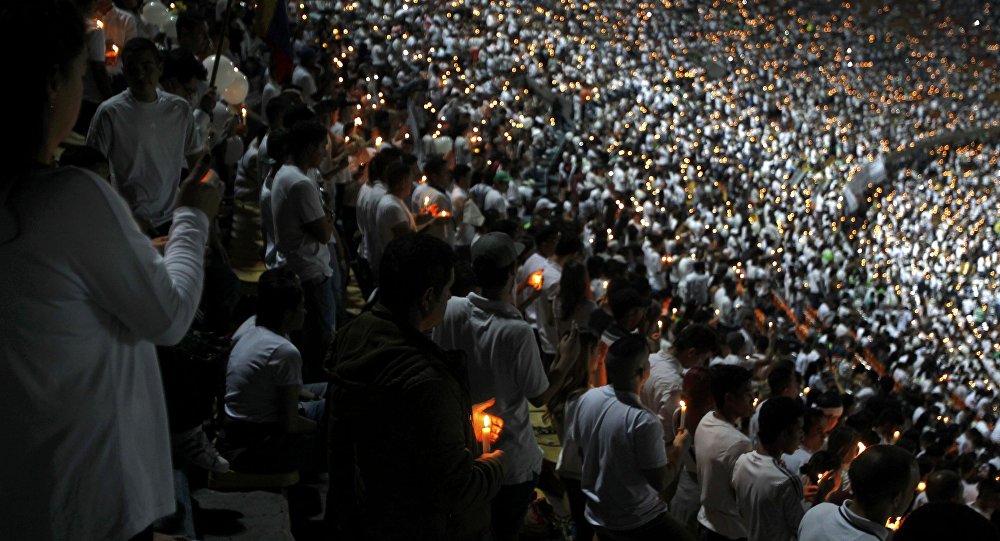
917, 481, 926, 492
886, 517, 902, 531
857, 442, 867, 454
529, 270, 544, 289
95, 19, 104, 29
679, 400, 687, 411
483, 414, 491, 429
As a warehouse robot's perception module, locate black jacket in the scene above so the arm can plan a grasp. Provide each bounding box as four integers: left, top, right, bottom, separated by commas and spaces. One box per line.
327, 305, 503, 540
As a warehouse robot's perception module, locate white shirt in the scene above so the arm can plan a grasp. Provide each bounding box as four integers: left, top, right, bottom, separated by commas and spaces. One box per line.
782, 447, 814, 479
0, 167, 208, 541
225, 317, 303, 423
640, 350, 685, 443
432, 294, 548, 485
571, 386, 668, 530
555, 392, 585, 481
451, 185, 475, 246
732, 451, 806, 541
516, 253, 548, 324
696, 411, 753, 539
271, 164, 332, 282
534, 259, 563, 355
411, 183, 454, 244
88, 89, 202, 227
292, 64, 318, 104
356, 180, 387, 261
259, 167, 284, 269
373, 193, 415, 274
798, 502, 888, 541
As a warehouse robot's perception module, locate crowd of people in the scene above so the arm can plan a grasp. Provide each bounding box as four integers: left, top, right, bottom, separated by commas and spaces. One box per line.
3, 0, 1000, 539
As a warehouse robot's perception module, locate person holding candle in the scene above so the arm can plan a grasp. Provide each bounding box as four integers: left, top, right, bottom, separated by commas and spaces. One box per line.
327, 234, 504, 540
411, 155, 455, 244
798, 445, 919, 541
670, 367, 717, 534
732, 396, 810, 541
0, 1, 221, 538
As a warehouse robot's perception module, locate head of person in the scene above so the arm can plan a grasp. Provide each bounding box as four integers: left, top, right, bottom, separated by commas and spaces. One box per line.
849, 445, 920, 519
768, 361, 801, 399
681, 366, 715, 432
471, 232, 522, 299
801, 407, 827, 451
923, 469, 963, 504
493, 171, 511, 192
556, 261, 591, 321
175, 12, 210, 56
607, 284, 648, 332
287, 120, 328, 169
710, 364, 755, 421
256, 268, 306, 332
383, 160, 414, 199
265, 95, 291, 130
977, 478, 1000, 513
895, 502, 1000, 541
423, 155, 450, 189
367, 146, 405, 184
121, 37, 164, 95
605, 334, 651, 392
7, 0, 86, 170
378, 234, 456, 332
671, 323, 719, 368
533, 225, 561, 257
452, 164, 472, 189
554, 233, 583, 262
815, 390, 845, 434
160, 47, 207, 102
758, 396, 805, 455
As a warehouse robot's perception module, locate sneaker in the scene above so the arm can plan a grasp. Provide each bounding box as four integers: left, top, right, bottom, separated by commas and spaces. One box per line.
173, 427, 231, 473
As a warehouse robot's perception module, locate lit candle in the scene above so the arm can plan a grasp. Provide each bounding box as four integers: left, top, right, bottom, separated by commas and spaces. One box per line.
885, 517, 902, 531
240, 106, 247, 124
857, 442, 867, 455
482, 414, 492, 453
657, 320, 663, 334
679, 400, 687, 430
529, 270, 544, 291
917, 481, 926, 492
892, 430, 901, 443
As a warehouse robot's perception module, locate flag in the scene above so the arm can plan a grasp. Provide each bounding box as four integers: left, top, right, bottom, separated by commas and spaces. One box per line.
254, 0, 293, 83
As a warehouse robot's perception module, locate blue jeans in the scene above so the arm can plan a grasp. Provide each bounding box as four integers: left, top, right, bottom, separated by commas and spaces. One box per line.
298, 276, 336, 382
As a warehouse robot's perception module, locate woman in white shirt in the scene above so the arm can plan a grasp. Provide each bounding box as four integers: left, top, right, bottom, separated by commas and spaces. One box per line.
0, 3, 221, 539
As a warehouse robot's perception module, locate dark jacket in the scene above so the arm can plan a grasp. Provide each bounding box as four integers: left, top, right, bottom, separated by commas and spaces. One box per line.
327, 305, 503, 540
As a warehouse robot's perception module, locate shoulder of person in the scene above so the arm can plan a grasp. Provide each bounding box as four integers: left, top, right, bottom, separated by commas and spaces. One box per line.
158, 90, 194, 111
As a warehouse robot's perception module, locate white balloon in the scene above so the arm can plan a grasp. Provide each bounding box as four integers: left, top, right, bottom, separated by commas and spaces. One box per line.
222, 70, 249, 105
140, 1, 170, 27
165, 14, 177, 39
202, 55, 236, 86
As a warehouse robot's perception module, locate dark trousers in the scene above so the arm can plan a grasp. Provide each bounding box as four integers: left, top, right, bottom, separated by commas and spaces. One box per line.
596, 513, 698, 541
699, 525, 746, 541
491, 476, 539, 541
562, 478, 595, 541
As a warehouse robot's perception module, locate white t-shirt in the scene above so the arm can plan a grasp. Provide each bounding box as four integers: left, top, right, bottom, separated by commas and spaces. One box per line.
798, 502, 888, 541
225, 317, 303, 423
87, 89, 202, 227
516, 253, 548, 324
0, 167, 208, 541
432, 294, 548, 485
696, 411, 753, 539
102, 6, 138, 51
259, 167, 284, 269
571, 386, 669, 531
451, 185, 476, 246
271, 164, 332, 282
732, 451, 806, 541
356, 180, 387, 261
373, 193, 414, 274
534, 259, 563, 355
411, 183, 454, 244
291, 64, 318, 104
640, 350, 685, 443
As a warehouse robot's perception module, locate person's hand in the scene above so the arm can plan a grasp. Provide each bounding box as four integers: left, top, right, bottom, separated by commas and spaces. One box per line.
671, 427, 689, 450
472, 398, 503, 444
480, 449, 505, 463
176, 164, 222, 220
556, 323, 581, 368
803, 484, 819, 501
200, 87, 217, 115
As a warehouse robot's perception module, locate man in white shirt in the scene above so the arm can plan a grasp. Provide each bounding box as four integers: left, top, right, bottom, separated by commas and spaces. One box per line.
356, 147, 404, 295
749, 363, 801, 445
535, 235, 584, 361
571, 334, 696, 541
271, 121, 335, 379
782, 408, 827, 478
373, 160, 419, 276
291, 47, 319, 105
222, 268, 324, 473
696, 364, 755, 541
88, 38, 202, 236
468, 171, 510, 217
732, 396, 808, 541
515, 225, 560, 325
641, 323, 718, 443
798, 445, 919, 541
432, 232, 574, 541
410, 156, 454, 244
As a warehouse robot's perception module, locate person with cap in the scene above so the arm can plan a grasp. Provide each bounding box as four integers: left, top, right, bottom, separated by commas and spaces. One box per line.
432, 232, 576, 541
798, 445, 919, 541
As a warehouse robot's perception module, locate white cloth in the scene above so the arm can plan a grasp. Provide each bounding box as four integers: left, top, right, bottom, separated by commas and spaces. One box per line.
782, 447, 814, 478
271, 164, 332, 282
534, 259, 563, 355
555, 393, 585, 480
225, 317, 303, 423
87, 89, 202, 227
516, 253, 548, 324
0, 167, 208, 541
732, 451, 806, 541
411, 183, 453, 243
432, 294, 548, 485
696, 411, 753, 539
798, 502, 888, 541
292, 64, 318, 104
356, 180, 387, 261
571, 386, 668, 530
640, 350, 685, 443
373, 193, 415, 274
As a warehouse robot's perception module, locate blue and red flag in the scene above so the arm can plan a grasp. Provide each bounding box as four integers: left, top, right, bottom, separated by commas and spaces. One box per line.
254, 0, 293, 83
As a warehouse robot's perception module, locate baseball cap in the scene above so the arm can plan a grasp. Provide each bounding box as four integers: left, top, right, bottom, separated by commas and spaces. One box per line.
471, 232, 525, 268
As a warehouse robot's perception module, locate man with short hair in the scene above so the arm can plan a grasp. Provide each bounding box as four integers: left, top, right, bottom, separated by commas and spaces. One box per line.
571, 334, 696, 541
641, 323, 718, 443
433, 232, 573, 541
535, 234, 584, 360
749, 361, 801, 445
327, 235, 504, 540
696, 364, 755, 541
798, 445, 919, 541
411, 155, 454, 243
87, 38, 203, 236
732, 396, 807, 541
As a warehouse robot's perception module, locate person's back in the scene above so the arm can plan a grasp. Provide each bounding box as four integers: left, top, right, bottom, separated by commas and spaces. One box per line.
271, 163, 331, 282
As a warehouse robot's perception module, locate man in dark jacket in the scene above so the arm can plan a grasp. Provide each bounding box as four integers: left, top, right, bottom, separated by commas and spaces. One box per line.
327, 233, 505, 540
